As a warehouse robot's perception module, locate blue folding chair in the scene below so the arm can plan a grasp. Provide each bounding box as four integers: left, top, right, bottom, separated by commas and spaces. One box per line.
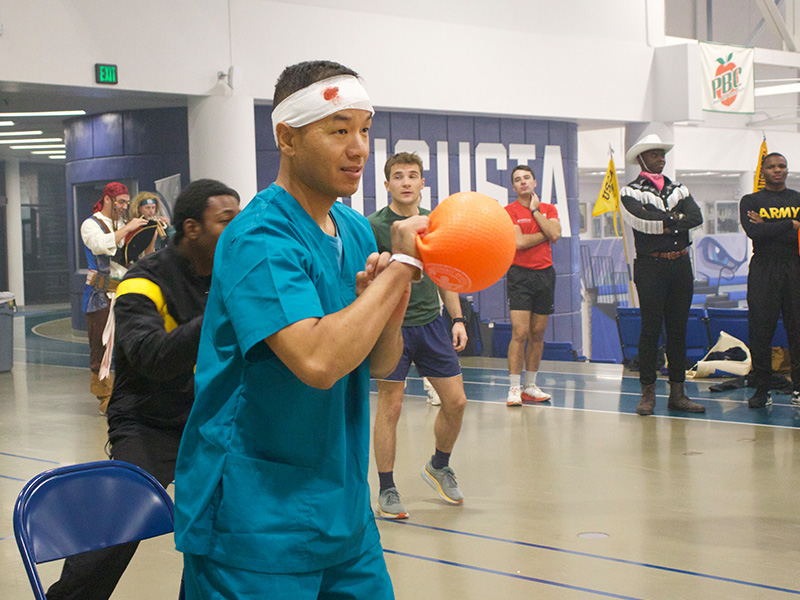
616, 307, 670, 365
542, 341, 579, 362
13, 460, 183, 600
772, 319, 789, 348
706, 307, 749, 345
615, 307, 643, 363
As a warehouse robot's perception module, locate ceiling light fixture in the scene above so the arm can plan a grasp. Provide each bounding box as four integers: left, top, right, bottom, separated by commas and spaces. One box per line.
49, 155, 66, 160
0, 110, 86, 117
9, 143, 66, 149
0, 130, 43, 137
30, 150, 66, 155
0, 121, 14, 126
2, 138, 63, 145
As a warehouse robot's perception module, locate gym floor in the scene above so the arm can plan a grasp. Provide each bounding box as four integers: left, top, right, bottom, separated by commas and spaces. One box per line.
2, 307, 799, 599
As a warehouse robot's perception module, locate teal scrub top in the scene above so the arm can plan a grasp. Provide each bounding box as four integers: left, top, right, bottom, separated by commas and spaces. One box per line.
174, 184, 381, 573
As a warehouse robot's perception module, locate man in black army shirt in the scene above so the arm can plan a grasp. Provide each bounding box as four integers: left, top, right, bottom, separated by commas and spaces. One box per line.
740, 152, 800, 409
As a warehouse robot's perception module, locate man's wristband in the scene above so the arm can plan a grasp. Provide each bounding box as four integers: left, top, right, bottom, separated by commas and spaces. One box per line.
531, 207, 540, 215
390, 253, 423, 281
451, 317, 467, 326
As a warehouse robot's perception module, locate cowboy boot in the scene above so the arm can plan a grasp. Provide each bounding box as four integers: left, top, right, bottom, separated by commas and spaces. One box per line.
636, 383, 656, 416
90, 371, 104, 397
91, 372, 114, 414
667, 381, 706, 413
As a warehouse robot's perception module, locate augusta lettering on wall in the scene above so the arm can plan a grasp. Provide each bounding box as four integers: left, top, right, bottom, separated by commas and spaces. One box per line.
349, 140, 572, 237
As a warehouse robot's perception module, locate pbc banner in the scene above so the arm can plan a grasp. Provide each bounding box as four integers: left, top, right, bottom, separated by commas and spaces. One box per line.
700, 42, 754, 113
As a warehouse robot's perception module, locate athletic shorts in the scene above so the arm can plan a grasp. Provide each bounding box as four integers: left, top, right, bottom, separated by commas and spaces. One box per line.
382, 314, 462, 381
506, 264, 555, 314
183, 540, 394, 600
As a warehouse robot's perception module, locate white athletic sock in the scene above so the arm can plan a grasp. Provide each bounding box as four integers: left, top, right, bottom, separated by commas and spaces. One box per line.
524, 371, 538, 388
509, 374, 521, 389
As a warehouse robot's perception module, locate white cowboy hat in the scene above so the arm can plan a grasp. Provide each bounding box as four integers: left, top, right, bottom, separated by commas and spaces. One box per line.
625, 133, 674, 165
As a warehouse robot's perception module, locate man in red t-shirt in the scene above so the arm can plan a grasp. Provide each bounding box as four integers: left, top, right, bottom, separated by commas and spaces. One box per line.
504, 165, 561, 406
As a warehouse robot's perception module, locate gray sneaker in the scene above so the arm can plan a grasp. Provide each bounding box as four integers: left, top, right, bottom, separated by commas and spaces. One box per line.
421, 461, 464, 504
793, 391, 800, 407
376, 487, 409, 520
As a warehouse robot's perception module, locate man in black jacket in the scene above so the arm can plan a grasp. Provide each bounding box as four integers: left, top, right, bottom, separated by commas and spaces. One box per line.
620, 134, 706, 416
739, 152, 800, 408
46, 179, 240, 600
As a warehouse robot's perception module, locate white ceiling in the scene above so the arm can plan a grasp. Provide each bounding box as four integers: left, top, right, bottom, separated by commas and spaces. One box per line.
0, 83, 186, 161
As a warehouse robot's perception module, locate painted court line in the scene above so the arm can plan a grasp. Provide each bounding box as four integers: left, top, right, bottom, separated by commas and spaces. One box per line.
388, 521, 800, 596
394, 387, 800, 430
14, 347, 89, 357
383, 548, 645, 600
31, 317, 89, 344
0, 452, 61, 465
406, 375, 794, 409
462, 380, 751, 404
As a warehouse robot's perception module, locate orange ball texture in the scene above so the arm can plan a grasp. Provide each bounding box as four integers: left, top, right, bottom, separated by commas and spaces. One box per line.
416, 191, 516, 293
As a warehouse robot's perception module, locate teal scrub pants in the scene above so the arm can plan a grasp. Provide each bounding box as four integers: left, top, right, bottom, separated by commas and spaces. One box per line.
183, 540, 394, 599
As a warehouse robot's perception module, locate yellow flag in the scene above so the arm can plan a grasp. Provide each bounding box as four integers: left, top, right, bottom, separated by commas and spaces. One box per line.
593, 156, 620, 236
753, 138, 768, 192
593, 157, 619, 216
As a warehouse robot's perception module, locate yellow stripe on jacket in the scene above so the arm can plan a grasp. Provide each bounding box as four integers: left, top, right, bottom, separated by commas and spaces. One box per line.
115, 277, 178, 332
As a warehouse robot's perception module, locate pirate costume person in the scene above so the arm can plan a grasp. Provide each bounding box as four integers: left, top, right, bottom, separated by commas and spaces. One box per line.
619, 134, 706, 416
79, 182, 148, 413
128, 191, 174, 257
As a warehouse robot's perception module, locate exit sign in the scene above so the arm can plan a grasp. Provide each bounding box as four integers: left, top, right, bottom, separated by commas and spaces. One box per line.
95, 64, 118, 85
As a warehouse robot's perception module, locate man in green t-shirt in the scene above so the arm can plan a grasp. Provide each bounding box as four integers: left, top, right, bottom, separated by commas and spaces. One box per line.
368, 152, 468, 520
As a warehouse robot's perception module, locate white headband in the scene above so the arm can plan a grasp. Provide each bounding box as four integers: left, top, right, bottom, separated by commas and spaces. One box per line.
271, 75, 374, 145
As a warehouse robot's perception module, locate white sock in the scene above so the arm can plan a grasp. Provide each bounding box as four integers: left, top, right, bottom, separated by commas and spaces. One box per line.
524, 371, 538, 388
509, 374, 521, 389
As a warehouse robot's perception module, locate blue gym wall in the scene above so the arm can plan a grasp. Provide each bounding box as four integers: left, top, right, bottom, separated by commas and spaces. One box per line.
256, 106, 581, 354
65, 106, 581, 354
65, 108, 190, 330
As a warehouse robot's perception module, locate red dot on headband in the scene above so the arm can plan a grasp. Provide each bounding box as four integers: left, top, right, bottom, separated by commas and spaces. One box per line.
323, 87, 339, 101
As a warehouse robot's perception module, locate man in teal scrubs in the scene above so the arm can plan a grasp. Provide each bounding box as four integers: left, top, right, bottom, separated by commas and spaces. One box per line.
174, 61, 427, 599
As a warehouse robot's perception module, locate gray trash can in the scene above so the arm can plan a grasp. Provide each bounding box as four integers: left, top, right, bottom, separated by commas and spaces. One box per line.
0, 292, 15, 373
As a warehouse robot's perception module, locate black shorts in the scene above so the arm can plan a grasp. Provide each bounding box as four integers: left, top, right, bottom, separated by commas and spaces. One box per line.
506, 265, 555, 314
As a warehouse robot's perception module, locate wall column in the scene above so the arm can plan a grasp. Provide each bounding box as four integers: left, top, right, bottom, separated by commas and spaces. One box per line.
5, 159, 24, 305
740, 170, 755, 197
188, 92, 258, 205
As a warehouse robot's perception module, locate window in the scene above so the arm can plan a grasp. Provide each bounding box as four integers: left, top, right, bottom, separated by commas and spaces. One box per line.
715, 201, 740, 233
704, 202, 716, 234
592, 215, 603, 238
602, 212, 617, 238
579, 203, 587, 233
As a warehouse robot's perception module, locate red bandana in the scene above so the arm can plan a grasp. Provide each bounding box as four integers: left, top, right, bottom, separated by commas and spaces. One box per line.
93, 182, 129, 213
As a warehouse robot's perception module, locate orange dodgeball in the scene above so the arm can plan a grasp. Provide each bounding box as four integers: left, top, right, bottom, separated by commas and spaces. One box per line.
415, 191, 516, 293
